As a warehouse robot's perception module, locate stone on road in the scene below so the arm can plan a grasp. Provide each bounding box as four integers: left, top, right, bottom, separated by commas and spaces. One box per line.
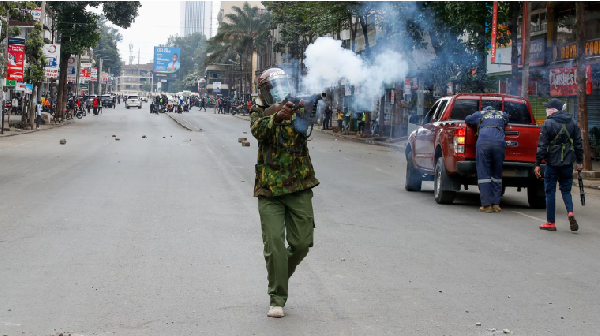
1, 105, 600, 335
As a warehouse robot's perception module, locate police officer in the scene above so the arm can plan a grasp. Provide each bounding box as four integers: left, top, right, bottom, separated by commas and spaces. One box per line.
465, 106, 509, 213
251, 68, 319, 318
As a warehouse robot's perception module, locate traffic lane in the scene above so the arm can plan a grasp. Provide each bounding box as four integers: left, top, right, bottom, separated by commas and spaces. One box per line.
1, 105, 599, 335
162, 110, 600, 334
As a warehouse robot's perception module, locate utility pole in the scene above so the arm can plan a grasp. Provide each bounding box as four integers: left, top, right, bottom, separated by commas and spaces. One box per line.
75, 53, 81, 98
98, 58, 103, 95
520, 1, 531, 98
576, 1, 592, 171
2, 10, 10, 134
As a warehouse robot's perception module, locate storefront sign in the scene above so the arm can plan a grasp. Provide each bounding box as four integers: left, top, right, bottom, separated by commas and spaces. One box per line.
81, 62, 92, 68
25, 83, 33, 94
345, 85, 352, 96
550, 65, 592, 96
390, 89, 395, 104
5, 80, 16, 86
67, 55, 77, 82
213, 82, 221, 93
100, 72, 108, 84
7, 38, 25, 81
30, 8, 41, 22
43, 44, 60, 78
15, 82, 25, 91
490, 1, 498, 64
518, 38, 546, 67
552, 38, 600, 62
90, 67, 97, 82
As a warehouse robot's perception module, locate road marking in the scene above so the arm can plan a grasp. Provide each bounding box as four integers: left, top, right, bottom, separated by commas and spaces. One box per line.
512, 211, 545, 222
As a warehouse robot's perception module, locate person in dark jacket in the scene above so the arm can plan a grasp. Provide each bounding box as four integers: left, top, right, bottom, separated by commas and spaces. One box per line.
465, 106, 509, 213
535, 98, 584, 232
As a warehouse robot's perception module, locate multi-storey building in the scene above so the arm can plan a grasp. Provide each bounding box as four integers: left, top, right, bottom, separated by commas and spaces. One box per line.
116, 63, 154, 96
180, 1, 220, 38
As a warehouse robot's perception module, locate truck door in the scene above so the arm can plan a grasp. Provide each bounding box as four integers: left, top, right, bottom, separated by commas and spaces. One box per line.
414, 101, 439, 170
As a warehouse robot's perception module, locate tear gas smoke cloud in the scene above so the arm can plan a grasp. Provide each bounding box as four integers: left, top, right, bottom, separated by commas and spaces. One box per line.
303, 37, 409, 111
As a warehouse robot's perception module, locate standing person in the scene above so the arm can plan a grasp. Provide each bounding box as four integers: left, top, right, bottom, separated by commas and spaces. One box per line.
86, 97, 91, 115
246, 99, 252, 116
117, 95, 120, 104
251, 68, 319, 318
323, 105, 332, 130
535, 99, 584, 232
465, 106, 509, 213
35, 100, 42, 129
201, 98, 206, 112
92, 96, 98, 115
358, 112, 366, 133
11, 95, 18, 115
113, 96, 116, 108
336, 107, 344, 131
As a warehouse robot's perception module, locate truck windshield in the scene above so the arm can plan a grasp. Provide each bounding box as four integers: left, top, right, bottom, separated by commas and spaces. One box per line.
481, 100, 532, 124
450, 99, 533, 124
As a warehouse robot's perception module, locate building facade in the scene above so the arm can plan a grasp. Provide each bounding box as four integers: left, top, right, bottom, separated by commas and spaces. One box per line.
116, 63, 154, 96
180, 1, 220, 38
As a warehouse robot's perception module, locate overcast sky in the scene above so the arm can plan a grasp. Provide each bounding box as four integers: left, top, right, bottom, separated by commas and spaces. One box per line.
93, 1, 183, 65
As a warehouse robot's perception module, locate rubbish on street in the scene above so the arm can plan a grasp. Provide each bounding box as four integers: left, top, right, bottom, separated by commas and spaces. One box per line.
115, 138, 120, 141
503, 329, 511, 334
238, 137, 247, 143
112, 135, 116, 137
59, 139, 66, 145
142, 135, 147, 138
242, 141, 250, 147
476, 322, 481, 326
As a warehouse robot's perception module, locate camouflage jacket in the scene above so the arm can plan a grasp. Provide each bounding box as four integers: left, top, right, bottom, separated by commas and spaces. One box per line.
250, 105, 319, 197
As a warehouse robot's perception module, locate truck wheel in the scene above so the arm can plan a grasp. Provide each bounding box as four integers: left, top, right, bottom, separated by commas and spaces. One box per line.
527, 182, 546, 209
126, 106, 130, 109
405, 151, 422, 191
434, 157, 456, 205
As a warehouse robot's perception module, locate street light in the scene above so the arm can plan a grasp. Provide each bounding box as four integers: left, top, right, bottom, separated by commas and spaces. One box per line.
96, 56, 111, 95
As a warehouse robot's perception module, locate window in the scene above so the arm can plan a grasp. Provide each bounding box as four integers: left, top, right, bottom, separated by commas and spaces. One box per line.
481, 100, 532, 124
424, 101, 439, 124
433, 100, 448, 121
450, 100, 479, 120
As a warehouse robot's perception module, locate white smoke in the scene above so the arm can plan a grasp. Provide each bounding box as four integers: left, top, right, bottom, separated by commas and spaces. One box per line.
303, 37, 409, 110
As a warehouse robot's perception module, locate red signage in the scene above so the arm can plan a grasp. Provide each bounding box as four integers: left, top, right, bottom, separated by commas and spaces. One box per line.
7, 38, 25, 81
80, 68, 90, 78
550, 66, 592, 97
491, 1, 498, 64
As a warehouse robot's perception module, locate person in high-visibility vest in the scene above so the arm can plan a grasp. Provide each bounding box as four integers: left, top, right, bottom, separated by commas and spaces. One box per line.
465, 106, 509, 213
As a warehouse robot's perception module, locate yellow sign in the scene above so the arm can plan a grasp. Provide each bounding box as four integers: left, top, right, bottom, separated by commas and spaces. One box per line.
553, 38, 600, 61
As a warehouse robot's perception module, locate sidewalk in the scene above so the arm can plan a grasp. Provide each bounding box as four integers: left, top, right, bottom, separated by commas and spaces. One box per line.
232, 114, 406, 151
1, 114, 73, 138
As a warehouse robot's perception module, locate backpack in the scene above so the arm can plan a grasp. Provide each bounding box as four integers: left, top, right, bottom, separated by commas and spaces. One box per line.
548, 122, 574, 162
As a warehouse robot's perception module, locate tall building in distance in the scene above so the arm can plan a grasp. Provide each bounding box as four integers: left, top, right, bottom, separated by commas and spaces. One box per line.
180, 1, 221, 38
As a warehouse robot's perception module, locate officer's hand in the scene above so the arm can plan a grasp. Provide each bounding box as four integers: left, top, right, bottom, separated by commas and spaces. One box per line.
577, 164, 583, 172
275, 102, 295, 123
535, 166, 541, 179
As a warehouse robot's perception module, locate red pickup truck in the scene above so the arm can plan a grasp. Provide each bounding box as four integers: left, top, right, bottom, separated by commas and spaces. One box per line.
405, 93, 546, 208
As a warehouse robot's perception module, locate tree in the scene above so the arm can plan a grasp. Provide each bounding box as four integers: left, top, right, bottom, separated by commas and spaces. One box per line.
0, 2, 36, 81
142, 81, 151, 92
163, 32, 207, 91
208, 2, 270, 93
23, 21, 45, 126
576, 1, 591, 170
94, 16, 123, 77
49, 1, 140, 120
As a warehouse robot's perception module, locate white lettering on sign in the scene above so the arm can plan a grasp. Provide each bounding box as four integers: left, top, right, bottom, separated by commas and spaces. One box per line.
550, 70, 576, 89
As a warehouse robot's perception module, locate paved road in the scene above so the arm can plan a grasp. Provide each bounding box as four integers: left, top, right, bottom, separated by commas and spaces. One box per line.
1, 104, 600, 335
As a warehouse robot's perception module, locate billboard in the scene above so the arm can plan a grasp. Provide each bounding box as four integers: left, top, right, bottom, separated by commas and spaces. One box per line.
43, 44, 60, 78
100, 72, 108, 84
7, 38, 25, 81
213, 82, 221, 93
153, 46, 181, 80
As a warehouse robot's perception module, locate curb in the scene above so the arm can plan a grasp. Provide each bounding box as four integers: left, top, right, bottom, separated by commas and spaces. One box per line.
316, 128, 406, 151
165, 112, 194, 131
232, 114, 250, 122
0, 120, 74, 138
573, 181, 600, 191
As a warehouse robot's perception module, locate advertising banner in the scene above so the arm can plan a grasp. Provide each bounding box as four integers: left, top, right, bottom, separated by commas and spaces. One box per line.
31, 8, 42, 22
43, 44, 60, 78
81, 62, 92, 68
490, 1, 498, 64
213, 82, 221, 93
518, 38, 546, 67
7, 38, 25, 81
67, 55, 77, 82
91, 67, 97, 82
550, 65, 592, 97
25, 83, 33, 94
153, 46, 181, 80
79, 68, 90, 83
15, 82, 26, 91
157, 82, 162, 92
100, 72, 108, 84
345, 85, 352, 96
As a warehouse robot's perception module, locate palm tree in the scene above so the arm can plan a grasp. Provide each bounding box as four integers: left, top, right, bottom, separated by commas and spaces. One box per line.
207, 2, 270, 95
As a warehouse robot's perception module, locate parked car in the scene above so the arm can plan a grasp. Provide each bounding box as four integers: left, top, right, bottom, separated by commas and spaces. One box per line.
125, 95, 142, 109
405, 93, 545, 208
100, 94, 114, 108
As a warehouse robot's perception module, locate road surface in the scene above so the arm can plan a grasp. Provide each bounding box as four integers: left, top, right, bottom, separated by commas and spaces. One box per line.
1, 104, 600, 335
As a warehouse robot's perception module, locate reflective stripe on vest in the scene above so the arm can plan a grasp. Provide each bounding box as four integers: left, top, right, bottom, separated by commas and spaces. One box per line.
476, 110, 505, 136
548, 123, 574, 161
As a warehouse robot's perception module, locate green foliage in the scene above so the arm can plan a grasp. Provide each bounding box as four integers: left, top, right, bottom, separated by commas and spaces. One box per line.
142, 81, 151, 92
207, 2, 270, 64
24, 22, 45, 85
163, 32, 208, 91
94, 16, 123, 76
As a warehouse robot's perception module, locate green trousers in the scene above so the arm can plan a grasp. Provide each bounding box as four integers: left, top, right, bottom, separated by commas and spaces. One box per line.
258, 188, 315, 307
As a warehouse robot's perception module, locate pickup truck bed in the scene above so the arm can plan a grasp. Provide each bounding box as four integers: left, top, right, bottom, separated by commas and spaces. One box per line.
405, 93, 546, 208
